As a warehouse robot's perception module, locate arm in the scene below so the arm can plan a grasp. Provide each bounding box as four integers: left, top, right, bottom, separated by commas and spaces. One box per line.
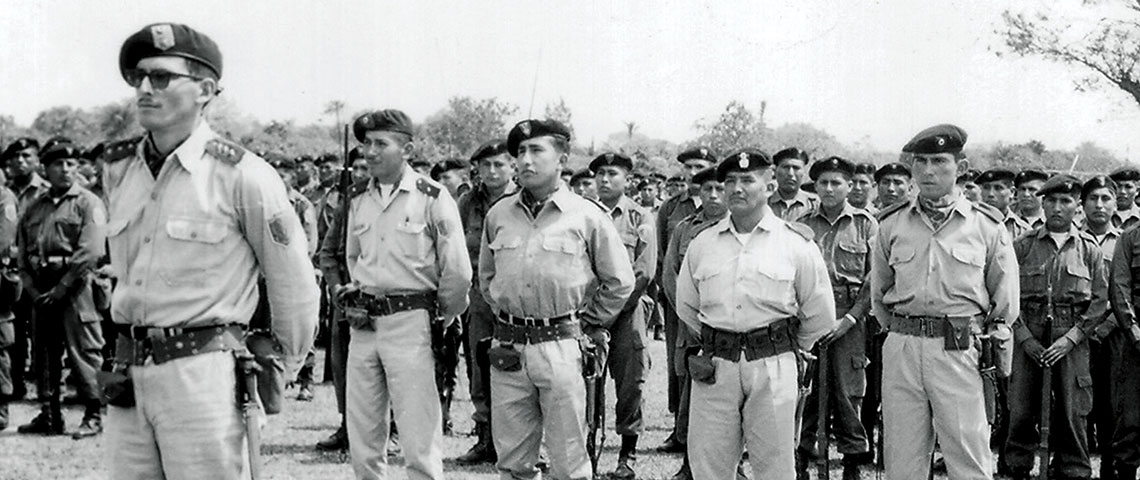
844, 220, 879, 322
582, 214, 636, 329
622, 212, 657, 312
59, 196, 107, 289
1071, 246, 1108, 345
985, 226, 1020, 328
429, 192, 472, 320
1011, 238, 1033, 345
1110, 232, 1137, 332
661, 226, 683, 308
795, 241, 838, 350
302, 200, 318, 258
870, 222, 893, 330
675, 248, 702, 337
478, 214, 497, 312
0, 190, 16, 255
316, 207, 346, 287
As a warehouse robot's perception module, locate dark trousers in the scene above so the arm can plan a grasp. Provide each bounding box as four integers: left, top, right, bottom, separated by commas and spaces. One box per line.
608, 303, 648, 437
662, 295, 680, 414
11, 295, 32, 397
860, 331, 885, 457
33, 297, 104, 418
1110, 330, 1140, 467
1089, 335, 1115, 459
461, 289, 494, 424
799, 321, 870, 456
329, 308, 350, 414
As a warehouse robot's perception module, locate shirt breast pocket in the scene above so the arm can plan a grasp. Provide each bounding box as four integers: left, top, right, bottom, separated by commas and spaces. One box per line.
948, 245, 986, 290
1062, 262, 1091, 297
748, 262, 795, 304
162, 216, 230, 285
1019, 265, 1048, 295
49, 215, 83, 250
835, 240, 868, 279
395, 221, 432, 259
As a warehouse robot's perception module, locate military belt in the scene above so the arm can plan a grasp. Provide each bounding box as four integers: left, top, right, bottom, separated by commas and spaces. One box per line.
699, 318, 796, 363
115, 324, 244, 366
1020, 300, 1084, 330
832, 283, 861, 309
28, 255, 69, 269
497, 311, 576, 327
494, 320, 582, 345
887, 313, 983, 338
346, 291, 437, 317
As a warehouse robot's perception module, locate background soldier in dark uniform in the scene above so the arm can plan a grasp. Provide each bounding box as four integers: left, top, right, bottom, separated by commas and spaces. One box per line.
3, 137, 48, 403
848, 162, 877, 214
1109, 167, 1140, 231
1015, 169, 1049, 230
978, 168, 1030, 240
1106, 184, 1140, 479
0, 182, 17, 430
768, 147, 819, 221
872, 162, 912, 210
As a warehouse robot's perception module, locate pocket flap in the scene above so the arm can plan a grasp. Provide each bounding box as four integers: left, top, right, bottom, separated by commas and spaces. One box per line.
758, 263, 795, 281
837, 241, 868, 254
951, 246, 985, 267
542, 236, 581, 254
396, 221, 426, 234
489, 236, 522, 250
1065, 263, 1090, 280
889, 246, 915, 265
166, 216, 227, 244
107, 219, 130, 236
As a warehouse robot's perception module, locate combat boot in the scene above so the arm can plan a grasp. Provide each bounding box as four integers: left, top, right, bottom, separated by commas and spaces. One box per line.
440, 393, 453, 436
316, 422, 349, 451
611, 435, 639, 479
17, 410, 64, 435
71, 415, 102, 439
0, 403, 8, 431
454, 421, 496, 465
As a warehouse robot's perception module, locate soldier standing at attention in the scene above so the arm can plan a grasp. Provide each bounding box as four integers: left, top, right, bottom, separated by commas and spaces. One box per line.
1015, 169, 1049, 230
795, 157, 877, 480
872, 163, 912, 211
335, 110, 471, 480
103, 23, 319, 478
0, 182, 15, 431
1105, 178, 1140, 479
1109, 167, 1140, 231
768, 147, 819, 221
590, 152, 657, 479
1003, 175, 1109, 480
848, 162, 878, 214
4, 137, 48, 403
871, 124, 1018, 480
977, 168, 1030, 240
480, 119, 634, 480
676, 149, 837, 479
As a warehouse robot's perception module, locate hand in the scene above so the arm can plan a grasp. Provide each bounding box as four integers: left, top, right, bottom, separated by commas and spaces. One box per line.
1040, 337, 1075, 367
818, 315, 856, 347
34, 285, 66, 305
584, 325, 610, 348
332, 282, 360, 307
1021, 338, 1046, 365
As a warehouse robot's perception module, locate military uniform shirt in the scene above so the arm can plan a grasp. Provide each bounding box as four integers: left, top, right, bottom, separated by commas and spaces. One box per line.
102, 122, 319, 373
655, 191, 700, 273
457, 181, 518, 275
1113, 206, 1140, 232
16, 184, 106, 299
675, 207, 836, 348
768, 189, 819, 222
287, 188, 318, 257
12, 173, 49, 219
661, 208, 725, 308
1002, 210, 1031, 240
480, 186, 634, 326
1081, 223, 1121, 340
799, 203, 878, 320
1012, 226, 1109, 345
345, 172, 471, 319
0, 186, 16, 256
1021, 212, 1045, 231
605, 195, 657, 299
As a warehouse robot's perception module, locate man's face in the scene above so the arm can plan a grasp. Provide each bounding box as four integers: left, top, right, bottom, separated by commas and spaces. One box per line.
665, 181, 685, 198
515, 136, 564, 193
295, 161, 316, 186
681, 159, 713, 181
478, 153, 516, 191
639, 185, 658, 204
697, 181, 727, 217
318, 161, 343, 185
877, 174, 911, 206
724, 169, 775, 216
595, 166, 629, 202
76, 158, 98, 185
1043, 192, 1079, 232
1083, 187, 1116, 228
775, 159, 807, 193
1117, 180, 1138, 210
44, 158, 77, 189
815, 171, 852, 209
351, 158, 369, 182
361, 130, 410, 181
134, 56, 209, 133
275, 167, 296, 189
1017, 180, 1045, 213
849, 173, 874, 207
7, 147, 39, 178
438, 169, 468, 198
909, 153, 960, 200
980, 181, 1015, 212
961, 181, 981, 203
572, 179, 598, 200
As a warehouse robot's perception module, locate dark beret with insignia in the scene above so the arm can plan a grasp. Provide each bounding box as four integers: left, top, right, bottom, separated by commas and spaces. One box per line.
853, 162, 877, 177
589, 152, 633, 173
430, 158, 469, 180
40, 143, 84, 165
716, 148, 772, 182
874, 162, 912, 182
3, 137, 39, 160
120, 23, 223, 80
1014, 169, 1049, 187
353, 109, 414, 142
569, 169, 595, 186
409, 157, 432, 169
42, 136, 73, 153
808, 156, 855, 181
1082, 175, 1117, 201
667, 175, 685, 184
691, 167, 718, 186
650, 172, 667, 182
470, 139, 508, 164
1109, 167, 1140, 183
270, 156, 296, 171
974, 168, 1016, 186
902, 124, 968, 154
1036, 174, 1082, 197
83, 143, 105, 161
956, 168, 981, 184
773, 147, 810, 166
312, 154, 339, 165
677, 146, 717, 164
347, 147, 363, 162
507, 119, 571, 158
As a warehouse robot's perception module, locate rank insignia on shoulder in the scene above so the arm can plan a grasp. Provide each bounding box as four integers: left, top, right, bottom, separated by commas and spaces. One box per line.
206, 138, 245, 165
101, 137, 142, 163
416, 178, 441, 198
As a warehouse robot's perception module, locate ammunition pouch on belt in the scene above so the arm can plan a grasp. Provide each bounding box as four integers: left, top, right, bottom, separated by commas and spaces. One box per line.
699, 317, 796, 362
96, 367, 134, 408
115, 324, 245, 366
832, 283, 861, 311
493, 312, 581, 345
1020, 298, 1086, 333
887, 313, 984, 351
342, 291, 438, 330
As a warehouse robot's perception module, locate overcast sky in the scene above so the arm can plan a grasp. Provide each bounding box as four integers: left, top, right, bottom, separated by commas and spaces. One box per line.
2, 0, 1138, 158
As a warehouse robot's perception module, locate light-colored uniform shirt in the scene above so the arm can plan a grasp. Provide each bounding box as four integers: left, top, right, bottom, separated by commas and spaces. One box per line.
1012, 226, 1109, 346
345, 171, 471, 319
768, 189, 819, 222
1001, 209, 1031, 241
102, 121, 319, 374
676, 206, 836, 348
480, 185, 634, 327
287, 188, 319, 257
871, 194, 1019, 324
12, 173, 49, 219
799, 203, 878, 320
1113, 206, 1140, 232
656, 191, 700, 275
0, 186, 17, 257
1081, 222, 1121, 340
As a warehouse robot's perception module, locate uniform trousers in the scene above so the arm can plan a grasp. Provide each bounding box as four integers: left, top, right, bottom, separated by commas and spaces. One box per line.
608, 302, 647, 437
882, 333, 992, 480
329, 308, 349, 414
107, 350, 250, 480
491, 337, 590, 480
34, 294, 104, 410
1110, 330, 1140, 468
673, 325, 698, 443
463, 286, 494, 424
662, 296, 681, 413
687, 350, 799, 480
346, 308, 443, 480
1088, 333, 1115, 462
798, 321, 870, 456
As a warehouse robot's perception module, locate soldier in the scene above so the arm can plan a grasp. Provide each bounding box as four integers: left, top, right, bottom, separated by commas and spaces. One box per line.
1109, 167, 1140, 231
430, 158, 471, 199
569, 168, 598, 200
637, 180, 661, 211
589, 152, 657, 479
295, 154, 322, 206
332, 110, 470, 479
103, 23, 319, 478
675, 148, 836, 479
872, 162, 912, 210
871, 124, 1018, 480
849, 162, 878, 214
14, 144, 107, 438
768, 147, 819, 221
0, 182, 17, 430
664, 175, 687, 199
453, 139, 517, 465
1003, 175, 1108, 480
1015, 169, 1048, 230
480, 119, 634, 480
977, 168, 1031, 240
795, 157, 876, 480
3, 137, 48, 401
1105, 183, 1140, 479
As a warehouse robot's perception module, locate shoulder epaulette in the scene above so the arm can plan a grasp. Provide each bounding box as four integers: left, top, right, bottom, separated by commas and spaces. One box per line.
348, 179, 370, 199
851, 208, 876, 222
101, 137, 142, 163
785, 221, 815, 242
416, 178, 441, 198
206, 138, 245, 165
972, 202, 1003, 224
489, 189, 520, 208
876, 201, 909, 221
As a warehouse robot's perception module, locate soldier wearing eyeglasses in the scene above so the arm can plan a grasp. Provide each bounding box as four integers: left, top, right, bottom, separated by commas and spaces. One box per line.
102, 23, 319, 479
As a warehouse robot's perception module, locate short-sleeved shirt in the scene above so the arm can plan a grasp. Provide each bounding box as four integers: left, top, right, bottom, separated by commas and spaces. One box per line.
799, 203, 878, 319
768, 189, 819, 222
1013, 226, 1109, 345
457, 181, 518, 277
661, 208, 725, 308
287, 188, 318, 257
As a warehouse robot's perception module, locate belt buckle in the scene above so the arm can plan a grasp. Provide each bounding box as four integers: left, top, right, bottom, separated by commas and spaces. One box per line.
923, 318, 940, 337
521, 316, 539, 327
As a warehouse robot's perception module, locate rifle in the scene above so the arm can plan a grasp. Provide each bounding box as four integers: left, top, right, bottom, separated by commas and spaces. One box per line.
817, 344, 830, 480
584, 342, 608, 473
237, 352, 263, 480
795, 349, 816, 446
1037, 307, 1053, 480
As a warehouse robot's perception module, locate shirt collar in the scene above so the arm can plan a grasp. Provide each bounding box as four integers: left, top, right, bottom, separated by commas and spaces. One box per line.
367, 167, 418, 193
716, 205, 781, 234
1080, 219, 1120, 238
806, 202, 856, 222
1032, 223, 1079, 241
164, 120, 215, 176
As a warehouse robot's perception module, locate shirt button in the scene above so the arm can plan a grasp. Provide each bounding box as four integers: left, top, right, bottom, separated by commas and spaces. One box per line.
134, 280, 142, 286
150, 193, 158, 200
143, 237, 151, 243
736, 305, 742, 310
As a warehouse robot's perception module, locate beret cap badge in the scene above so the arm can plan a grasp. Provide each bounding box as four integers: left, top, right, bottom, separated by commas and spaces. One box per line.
151, 24, 175, 50
520, 121, 532, 136
700, 148, 708, 157
739, 152, 749, 168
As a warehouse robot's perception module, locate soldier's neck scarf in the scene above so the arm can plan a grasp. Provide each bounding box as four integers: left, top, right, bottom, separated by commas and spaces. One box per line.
142, 136, 166, 178
917, 193, 957, 230
520, 188, 553, 218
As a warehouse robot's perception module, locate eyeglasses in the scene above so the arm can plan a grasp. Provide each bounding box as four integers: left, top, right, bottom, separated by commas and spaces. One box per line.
123, 69, 203, 89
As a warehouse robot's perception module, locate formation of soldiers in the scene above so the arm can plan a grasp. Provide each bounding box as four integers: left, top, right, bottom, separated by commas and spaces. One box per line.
6, 21, 1140, 480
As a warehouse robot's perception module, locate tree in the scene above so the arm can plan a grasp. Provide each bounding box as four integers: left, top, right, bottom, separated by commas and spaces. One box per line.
998, 2, 1140, 107
323, 100, 347, 140
688, 101, 769, 154
769, 122, 849, 158
544, 97, 574, 139
92, 99, 142, 142
31, 106, 95, 142
418, 96, 519, 161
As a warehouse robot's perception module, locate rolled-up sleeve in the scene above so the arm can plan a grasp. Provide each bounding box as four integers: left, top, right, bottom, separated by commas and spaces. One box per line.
430, 192, 472, 319
584, 215, 635, 328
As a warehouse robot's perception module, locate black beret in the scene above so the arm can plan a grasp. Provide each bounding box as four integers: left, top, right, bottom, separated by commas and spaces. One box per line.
956, 168, 981, 184
3, 137, 39, 160
666, 175, 685, 183
853, 162, 877, 177
1036, 174, 1082, 197
83, 143, 105, 161
808, 156, 855, 181
354, 110, 414, 142
40, 143, 84, 165
569, 169, 595, 185
773, 147, 810, 166
120, 23, 223, 80
974, 168, 1016, 185
430, 158, 469, 180
270, 157, 296, 170
42, 136, 73, 153
716, 149, 772, 182
691, 167, 718, 185
650, 172, 667, 182
470, 139, 508, 164
902, 124, 967, 154
314, 154, 341, 165
409, 157, 432, 168
347, 147, 363, 162
1109, 167, 1140, 183
874, 162, 911, 182
677, 146, 717, 164
800, 181, 816, 194
561, 168, 576, 177
507, 119, 571, 157
589, 152, 634, 173
1014, 169, 1049, 186
1082, 175, 1117, 200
